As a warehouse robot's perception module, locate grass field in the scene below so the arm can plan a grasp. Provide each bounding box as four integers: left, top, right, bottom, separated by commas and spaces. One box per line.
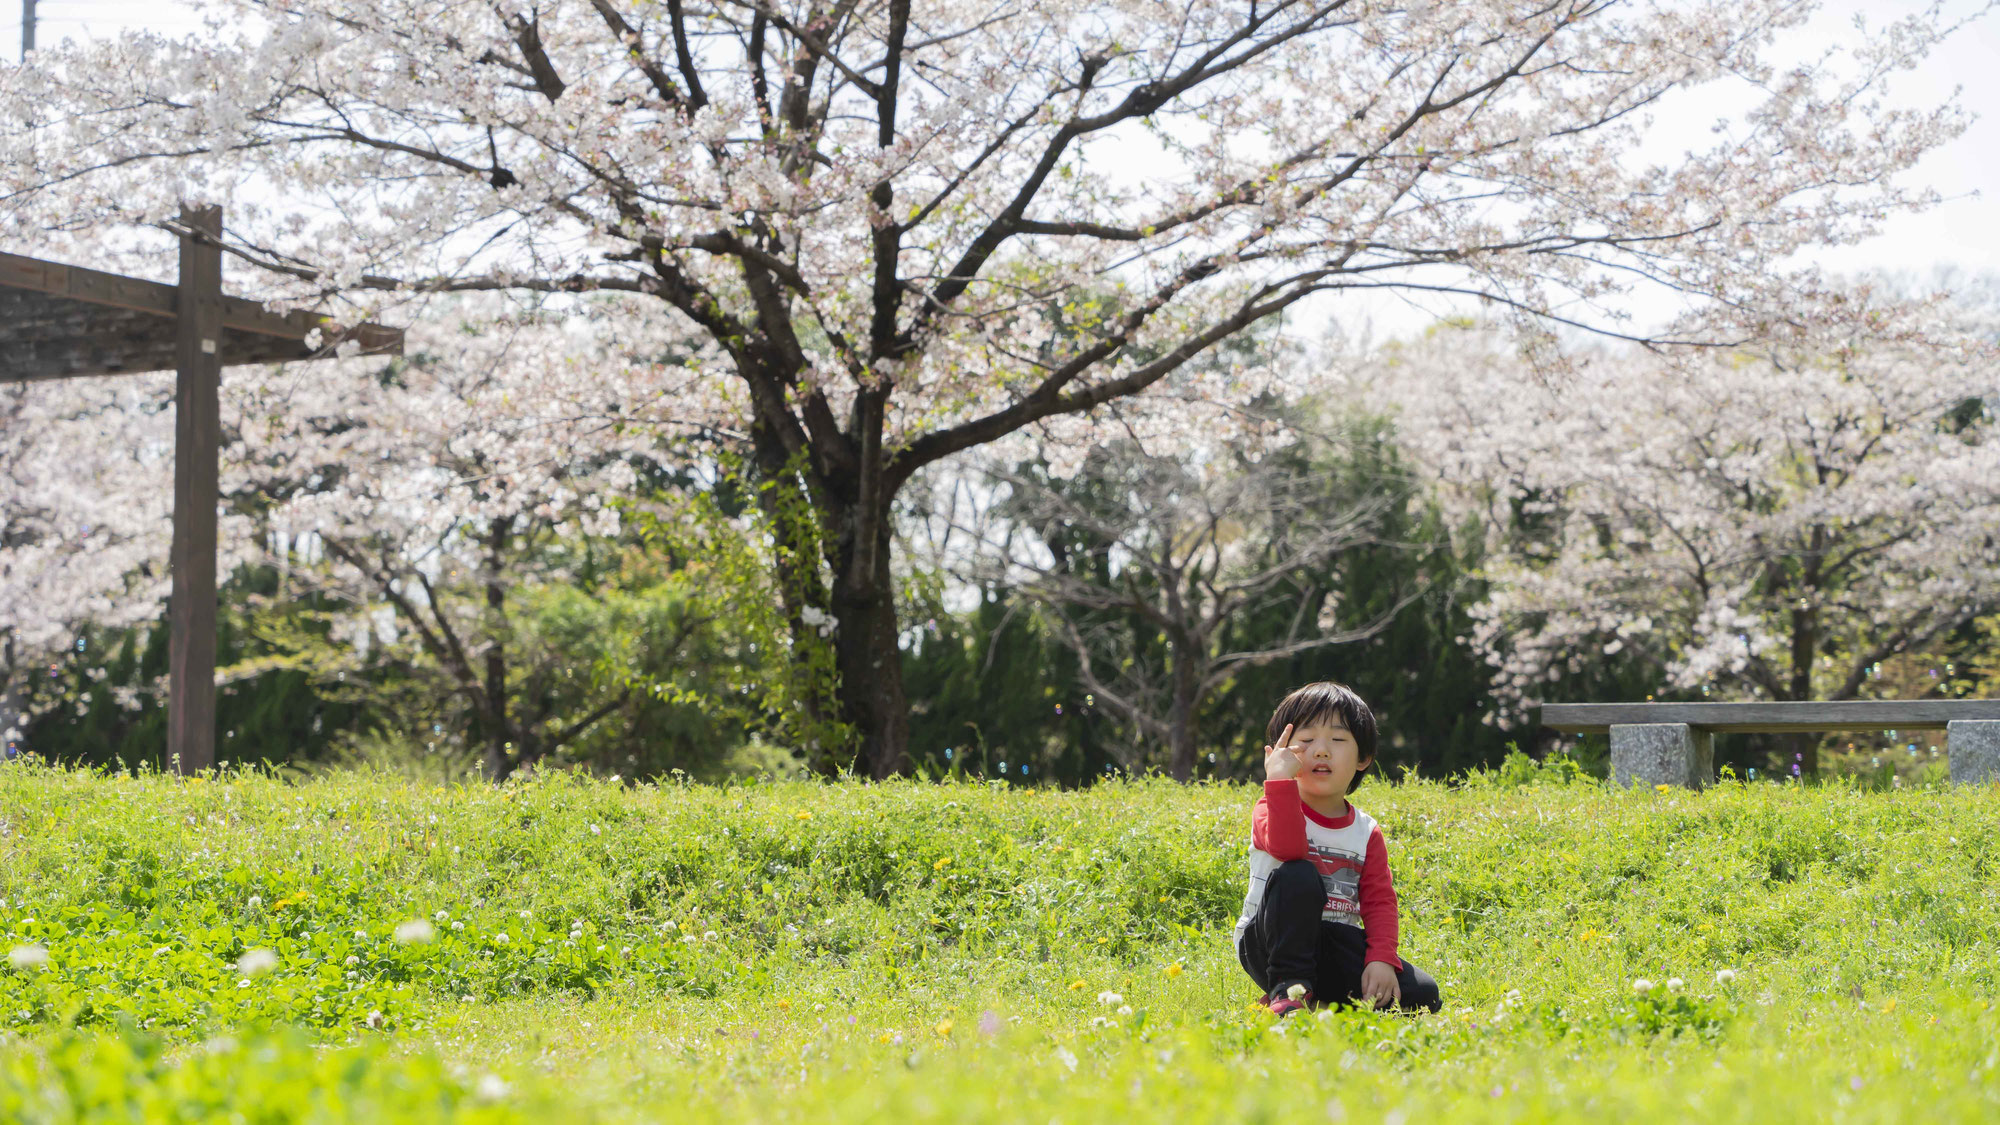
1, 761, 1997, 1122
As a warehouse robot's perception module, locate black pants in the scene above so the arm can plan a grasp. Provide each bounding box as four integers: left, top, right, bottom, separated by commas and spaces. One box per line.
1237, 858, 1442, 1013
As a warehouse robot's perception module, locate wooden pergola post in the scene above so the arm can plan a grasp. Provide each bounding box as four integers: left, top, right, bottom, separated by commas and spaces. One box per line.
0, 209, 401, 776
167, 205, 223, 775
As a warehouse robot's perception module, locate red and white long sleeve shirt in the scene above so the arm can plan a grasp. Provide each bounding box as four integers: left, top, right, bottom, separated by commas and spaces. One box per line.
1231, 778, 1403, 970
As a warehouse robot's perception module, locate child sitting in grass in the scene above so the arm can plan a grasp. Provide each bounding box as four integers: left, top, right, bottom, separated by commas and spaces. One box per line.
1234, 681, 1443, 1017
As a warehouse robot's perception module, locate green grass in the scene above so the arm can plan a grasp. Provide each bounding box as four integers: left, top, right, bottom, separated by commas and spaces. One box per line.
1, 762, 1997, 1121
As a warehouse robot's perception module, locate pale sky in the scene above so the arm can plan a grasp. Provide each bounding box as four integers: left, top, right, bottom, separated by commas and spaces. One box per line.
9, 0, 1996, 336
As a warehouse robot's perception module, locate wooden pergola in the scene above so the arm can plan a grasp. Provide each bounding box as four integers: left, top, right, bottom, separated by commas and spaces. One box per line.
0, 206, 402, 774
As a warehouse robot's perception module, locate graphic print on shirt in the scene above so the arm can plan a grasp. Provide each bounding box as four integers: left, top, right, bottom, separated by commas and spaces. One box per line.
1308, 841, 1365, 927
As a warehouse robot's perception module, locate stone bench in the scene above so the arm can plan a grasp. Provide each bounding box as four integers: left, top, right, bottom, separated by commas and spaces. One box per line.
1538, 700, 2000, 788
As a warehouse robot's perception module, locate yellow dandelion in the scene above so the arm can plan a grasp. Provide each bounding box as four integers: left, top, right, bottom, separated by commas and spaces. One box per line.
1881, 999, 1898, 1013
1164, 963, 1184, 979
1096, 937, 1110, 945
1580, 928, 1598, 943
934, 1018, 953, 1038
933, 857, 952, 871
1068, 980, 1088, 991
1655, 783, 1672, 793
795, 811, 813, 821
777, 999, 790, 1011
877, 1032, 893, 1044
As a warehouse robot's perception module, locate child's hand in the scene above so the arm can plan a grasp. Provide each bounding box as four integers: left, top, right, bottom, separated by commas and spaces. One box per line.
1360, 961, 1400, 1010
1263, 723, 1302, 781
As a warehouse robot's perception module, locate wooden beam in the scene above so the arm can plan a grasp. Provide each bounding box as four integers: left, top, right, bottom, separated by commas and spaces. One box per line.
167, 205, 223, 777
0, 250, 176, 319
1, 248, 349, 338
0, 248, 404, 384
1539, 699, 2000, 734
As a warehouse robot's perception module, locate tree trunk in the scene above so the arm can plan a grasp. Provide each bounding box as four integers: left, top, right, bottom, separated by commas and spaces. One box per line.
830, 501, 910, 779
0, 633, 19, 759
1787, 533, 1823, 777
1167, 641, 1202, 781
483, 515, 513, 781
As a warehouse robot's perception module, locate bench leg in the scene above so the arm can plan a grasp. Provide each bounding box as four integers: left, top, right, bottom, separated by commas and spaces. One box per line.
1947, 720, 2000, 784
1610, 723, 1713, 789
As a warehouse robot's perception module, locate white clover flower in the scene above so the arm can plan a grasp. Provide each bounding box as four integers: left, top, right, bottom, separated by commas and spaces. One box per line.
353, 930, 368, 942
703, 931, 717, 941
364, 1010, 386, 1030
1286, 983, 1308, 1002
1096, 990, 1124, 1006
237, 948, 278, 977
493, 932, 510, 945
8, 945, 47, 970
1090, 1015, 1114, 1028
451, 921, 464, 932
1505, 989, 1522, 1002
518, 910, 533, 920
1665, 977, 1686, 993
246, 895, 262, 909
344, 955, 359, 967
237, 979, 252, 989
589, 824, 601, 837
1632, 979, 1655, 994
1715, 968, 1738, 985
394, 919, 436, 945
1116, 1004, 1134, 1016
476, 1074, 509, 1100
434, 910, 450, 923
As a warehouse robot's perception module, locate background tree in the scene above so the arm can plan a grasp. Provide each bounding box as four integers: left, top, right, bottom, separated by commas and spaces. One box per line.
968, 432, 1413, 779
1, 373, 208, 755
3, 0, 1973, 775
3, 296, 804, 779
1207, 416, 1519, 781
1374, 299, 2000, 775
225, 296, 720, 779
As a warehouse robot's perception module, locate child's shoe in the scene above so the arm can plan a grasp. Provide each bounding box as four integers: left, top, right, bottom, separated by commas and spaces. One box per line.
1264, 981, 1313, 1018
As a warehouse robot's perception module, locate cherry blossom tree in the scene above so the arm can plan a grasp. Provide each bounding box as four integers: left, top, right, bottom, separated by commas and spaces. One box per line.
0, 374, 191, 751
2, 294, 748, 776
1371, 291, 2000, 773
1, 0, 1979, 775
229, 295, 732, 777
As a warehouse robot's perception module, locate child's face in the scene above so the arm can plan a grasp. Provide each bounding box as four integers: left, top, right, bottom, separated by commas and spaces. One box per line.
1289, 718, 1369, 804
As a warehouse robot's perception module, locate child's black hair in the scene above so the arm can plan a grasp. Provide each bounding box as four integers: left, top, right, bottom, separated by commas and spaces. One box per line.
1266, 681, 1379, 793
